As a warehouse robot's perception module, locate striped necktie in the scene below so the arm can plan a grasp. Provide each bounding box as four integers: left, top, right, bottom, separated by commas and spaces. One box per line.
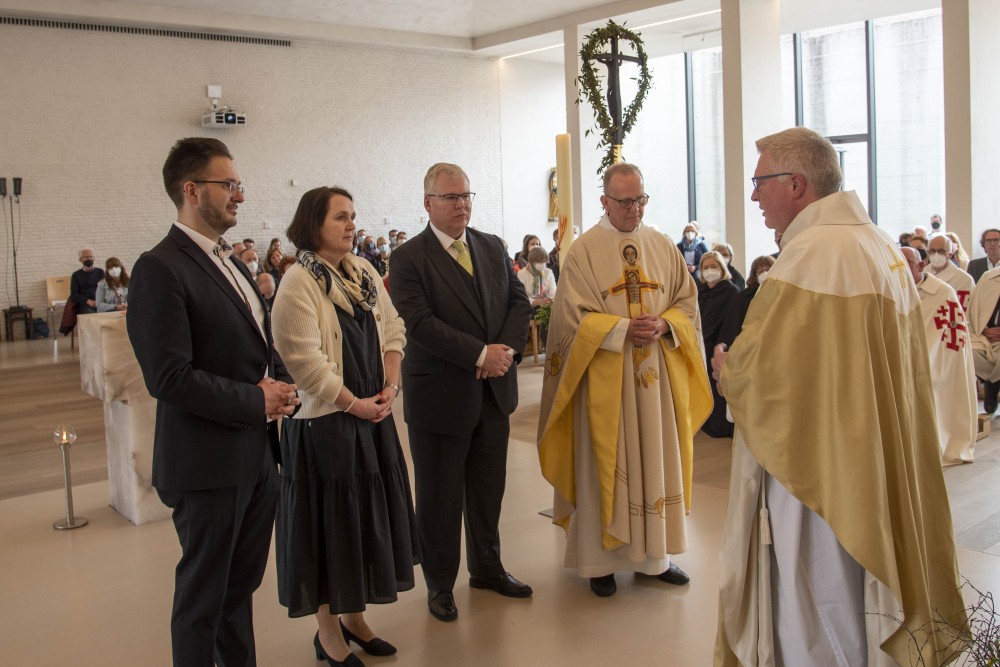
452, 240, 474, 276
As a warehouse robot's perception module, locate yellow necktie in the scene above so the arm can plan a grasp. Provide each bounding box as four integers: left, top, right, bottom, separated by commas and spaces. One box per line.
452, 240, 474, 276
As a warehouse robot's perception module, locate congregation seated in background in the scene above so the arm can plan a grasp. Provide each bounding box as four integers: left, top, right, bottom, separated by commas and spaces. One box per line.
677, 222, 709, 280
513, 234, 540, 271
96, 257, 129, 312
516, 247, 556, 309
71, 247, 104, 314
710, 242, 745, 291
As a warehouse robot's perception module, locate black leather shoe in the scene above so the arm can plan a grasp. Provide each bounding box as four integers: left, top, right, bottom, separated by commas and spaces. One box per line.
340, 620, 396, 656
469, 571, 533, 598
656, 563, 690, 586
986, 382, 999, 414
314, 632, 364, 666
589, 574, 617, 597
427, 591, 458, 622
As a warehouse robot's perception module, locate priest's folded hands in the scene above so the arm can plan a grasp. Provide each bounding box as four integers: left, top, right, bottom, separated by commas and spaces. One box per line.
628, 313, 667, 346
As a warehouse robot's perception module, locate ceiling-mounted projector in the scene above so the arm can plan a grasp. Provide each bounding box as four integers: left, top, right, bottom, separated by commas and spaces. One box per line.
201, 85, 245, 128
202, 109, 247, 128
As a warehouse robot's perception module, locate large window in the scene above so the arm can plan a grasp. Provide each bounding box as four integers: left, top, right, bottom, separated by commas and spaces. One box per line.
627, 53, 689, 236
690, 47, 725, 245
779, 9, 944, 240
873, 11, 944, 235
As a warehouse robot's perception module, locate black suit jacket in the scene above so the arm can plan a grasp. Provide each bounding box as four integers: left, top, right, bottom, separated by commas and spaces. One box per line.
127, 225, 292, 492
968, 257, 990, 284
389, 225, 531, 436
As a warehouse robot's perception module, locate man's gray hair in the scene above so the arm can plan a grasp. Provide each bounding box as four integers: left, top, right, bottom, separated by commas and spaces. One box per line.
756, 127, 842, 197
424, 163, 470, 194
929, 233, 952, 253
78, 247, 94, 259
602, 163, 644, 193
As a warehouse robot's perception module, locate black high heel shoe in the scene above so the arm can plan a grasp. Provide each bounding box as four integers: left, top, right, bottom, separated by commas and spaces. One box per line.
313, 632, 364, 666
340, 620, 397, 656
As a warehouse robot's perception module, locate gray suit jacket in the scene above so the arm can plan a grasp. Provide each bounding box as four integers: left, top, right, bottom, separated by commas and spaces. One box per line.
389, 224, 531, 436
968, 257, 991, 284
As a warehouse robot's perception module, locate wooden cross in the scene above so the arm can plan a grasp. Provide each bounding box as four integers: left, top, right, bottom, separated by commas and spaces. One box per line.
593, 37, 642, 147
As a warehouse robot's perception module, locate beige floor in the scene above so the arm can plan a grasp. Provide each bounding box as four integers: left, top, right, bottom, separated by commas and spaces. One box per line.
1, 338, 998, 666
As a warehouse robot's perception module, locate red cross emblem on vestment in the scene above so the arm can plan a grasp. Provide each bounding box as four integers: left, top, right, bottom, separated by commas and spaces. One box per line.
934, 299, 967, 351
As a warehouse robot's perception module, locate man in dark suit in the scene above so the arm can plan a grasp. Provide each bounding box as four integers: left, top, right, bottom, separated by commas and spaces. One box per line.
968, 228, 1000, 283
389, 163, 532, 622
127, 137, 299, 667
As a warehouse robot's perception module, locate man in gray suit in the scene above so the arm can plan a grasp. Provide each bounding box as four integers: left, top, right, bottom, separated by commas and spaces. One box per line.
389, 163, 532, 622
967, 228, 1000, 283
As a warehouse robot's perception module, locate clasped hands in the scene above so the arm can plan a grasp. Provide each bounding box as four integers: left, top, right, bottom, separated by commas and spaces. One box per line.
983, 326, 1000, 343
348, 385, 398, 423
476, 343, 514, 380
711, 343, 729, 382
259, 377, 300, 420
627, 314, 668, 347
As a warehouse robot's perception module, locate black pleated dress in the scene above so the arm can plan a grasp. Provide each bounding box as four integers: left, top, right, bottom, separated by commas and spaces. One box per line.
276, 303, 420, 617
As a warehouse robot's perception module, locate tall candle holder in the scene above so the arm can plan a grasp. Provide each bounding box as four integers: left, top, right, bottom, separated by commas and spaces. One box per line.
52, 424, 88, 530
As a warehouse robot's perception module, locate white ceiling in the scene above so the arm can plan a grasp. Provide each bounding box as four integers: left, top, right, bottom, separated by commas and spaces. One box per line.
0, 0, 940, 61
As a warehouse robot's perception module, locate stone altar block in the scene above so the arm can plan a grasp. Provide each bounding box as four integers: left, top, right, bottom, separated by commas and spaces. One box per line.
77, 313, 170, 525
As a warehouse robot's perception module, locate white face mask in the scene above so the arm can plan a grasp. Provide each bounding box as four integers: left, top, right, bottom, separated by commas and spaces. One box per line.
379, 243, 389, 254
720, 254, 732, 265
757, 270, 769, 283
532, 262, 546, 272
702, 268, 722, 284
929, 253, 948, 269
108, 267, 122, 278
246, 261, 258, 274
684, 231, 696, 241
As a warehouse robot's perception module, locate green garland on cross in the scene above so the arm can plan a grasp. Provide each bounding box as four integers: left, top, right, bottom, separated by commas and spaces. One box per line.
578, 20, 653, 173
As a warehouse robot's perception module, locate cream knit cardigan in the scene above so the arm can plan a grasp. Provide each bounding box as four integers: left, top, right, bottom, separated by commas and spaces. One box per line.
271, 256, 405, 420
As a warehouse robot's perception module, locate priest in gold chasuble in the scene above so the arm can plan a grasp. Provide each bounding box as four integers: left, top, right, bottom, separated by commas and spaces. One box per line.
537, 163, 712, 597
712, 128, 965, 667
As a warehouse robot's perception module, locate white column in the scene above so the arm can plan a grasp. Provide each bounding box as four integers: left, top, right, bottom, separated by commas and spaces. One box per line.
942, 0, 1000, 255
720, 0, 784, 270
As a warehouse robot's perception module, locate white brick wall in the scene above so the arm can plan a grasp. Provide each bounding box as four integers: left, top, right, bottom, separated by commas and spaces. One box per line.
0, 24, 503, 320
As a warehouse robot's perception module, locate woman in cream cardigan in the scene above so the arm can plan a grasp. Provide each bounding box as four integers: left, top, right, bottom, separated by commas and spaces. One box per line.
271, 186, 419, 667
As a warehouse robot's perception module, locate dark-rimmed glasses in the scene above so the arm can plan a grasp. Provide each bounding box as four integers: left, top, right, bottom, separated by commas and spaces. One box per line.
751, 173, 793, 191
605, 194, 649, 209
428, 193, 475, 204
192, 180, 245, 196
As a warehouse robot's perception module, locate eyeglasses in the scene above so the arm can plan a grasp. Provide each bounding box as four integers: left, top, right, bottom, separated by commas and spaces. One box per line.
192, 180, 245, 196
428, 192, 475, 204
926, 248, 949, 255
605, 194, 650, 209
751, 173, 793, 191
984, 238, 1000, 245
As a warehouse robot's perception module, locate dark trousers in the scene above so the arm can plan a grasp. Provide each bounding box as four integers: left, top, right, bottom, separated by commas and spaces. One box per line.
408, 387, 509, 592
157, 451, 278, 667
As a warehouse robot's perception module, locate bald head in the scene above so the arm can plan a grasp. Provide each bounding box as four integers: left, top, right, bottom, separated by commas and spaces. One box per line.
900, 246, 923, 284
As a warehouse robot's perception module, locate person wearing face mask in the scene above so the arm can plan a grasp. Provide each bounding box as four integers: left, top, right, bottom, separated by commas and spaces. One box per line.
926, 235, 974, 312
240, 248, 261, 276
710, 242, 746, 291
358, 235, 386, 276
70, 247, 105, 314
946, 232, 970, 271
696, 251, 738, 438
716, 255, 775, 354
677, 223, 709, 279
900, 247, 976, 466
96, 257, 130, 312
516, 246, 557, 308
